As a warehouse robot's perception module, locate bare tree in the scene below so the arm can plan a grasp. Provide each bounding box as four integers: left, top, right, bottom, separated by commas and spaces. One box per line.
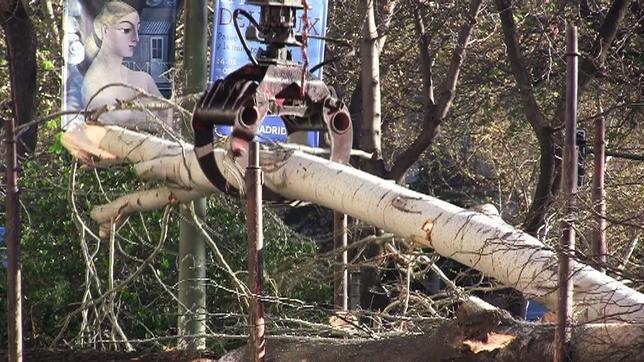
495, 0, 631, 235
387, 0, 484, 182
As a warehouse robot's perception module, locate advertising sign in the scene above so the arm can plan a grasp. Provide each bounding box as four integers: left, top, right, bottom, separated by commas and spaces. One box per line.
210, 0, 329, 146
62, 0, 178, 129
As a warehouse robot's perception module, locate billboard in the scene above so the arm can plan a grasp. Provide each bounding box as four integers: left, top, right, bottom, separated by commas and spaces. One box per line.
62, 0, 178, 130
210, 0, 329, 146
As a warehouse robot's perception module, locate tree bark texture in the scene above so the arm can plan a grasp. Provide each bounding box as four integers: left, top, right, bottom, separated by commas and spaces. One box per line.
348, 0, 397, 154
0, 0, 37, 158
358, 0, 385, 176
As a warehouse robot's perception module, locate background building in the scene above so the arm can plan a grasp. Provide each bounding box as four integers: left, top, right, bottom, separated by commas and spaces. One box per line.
124, 0, 177, 97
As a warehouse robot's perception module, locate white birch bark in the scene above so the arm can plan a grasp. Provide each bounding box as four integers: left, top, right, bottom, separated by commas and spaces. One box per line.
359, 0, 382, 156
62, 124, 644, 324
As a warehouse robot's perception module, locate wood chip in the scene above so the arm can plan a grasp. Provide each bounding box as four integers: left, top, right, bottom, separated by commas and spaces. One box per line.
463, 332, 516, 354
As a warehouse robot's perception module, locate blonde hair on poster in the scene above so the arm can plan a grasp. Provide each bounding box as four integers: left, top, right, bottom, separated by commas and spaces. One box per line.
85, 1, 138, 62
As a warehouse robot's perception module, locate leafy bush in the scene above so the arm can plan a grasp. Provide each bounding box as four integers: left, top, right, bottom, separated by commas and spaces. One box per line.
2, 150, 331, 350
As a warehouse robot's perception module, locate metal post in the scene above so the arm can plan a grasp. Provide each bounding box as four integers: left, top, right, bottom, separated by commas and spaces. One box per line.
592, 104, 606, 273
178, 0, 208, 350
246, 141, 266, 362
556, 24, 578, 362
333, 212, 348, 310
5, 114, 22, 362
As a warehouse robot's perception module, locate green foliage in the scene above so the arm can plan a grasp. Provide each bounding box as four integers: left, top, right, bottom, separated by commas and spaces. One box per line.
42, 59, 55, 72
1, 149, 330, 349
48, 131, 65, 154
199, 197, 332, 318
0, 154, 82, 346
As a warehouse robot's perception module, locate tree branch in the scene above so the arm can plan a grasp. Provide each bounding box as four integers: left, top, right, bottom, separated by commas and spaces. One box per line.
349, 0, 397, 159
495, 0, 562, 235
495, 0, 549, 131
375, 0, 398, 51
579, 0, 630, 88
388, 0, 483, 181
358, 0, 386, 176
413, 8, 434, 107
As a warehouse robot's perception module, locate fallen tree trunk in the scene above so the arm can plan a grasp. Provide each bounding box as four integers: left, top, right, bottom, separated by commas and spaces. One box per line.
218, 305, 644, 362
222, 319, 554, 361
218, 298, 644, 361
61, 124, 644, 324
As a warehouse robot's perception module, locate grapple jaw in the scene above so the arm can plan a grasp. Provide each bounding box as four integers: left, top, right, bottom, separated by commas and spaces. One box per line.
192, 61, 353, 196
192, 0, 353, 196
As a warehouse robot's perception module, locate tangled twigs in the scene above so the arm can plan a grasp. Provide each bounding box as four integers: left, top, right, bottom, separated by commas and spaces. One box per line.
51, 205, 172, 348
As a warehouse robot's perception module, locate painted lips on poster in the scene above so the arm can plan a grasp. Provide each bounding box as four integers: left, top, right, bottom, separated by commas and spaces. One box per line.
62, 0, 178, 132
210, 0, 329, 146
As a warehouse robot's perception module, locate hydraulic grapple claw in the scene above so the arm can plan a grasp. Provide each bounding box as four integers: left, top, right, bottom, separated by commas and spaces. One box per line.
191, 0, 353, 195
192, 61, 353, 195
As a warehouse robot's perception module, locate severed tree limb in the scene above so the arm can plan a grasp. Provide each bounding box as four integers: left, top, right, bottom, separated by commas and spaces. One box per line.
571, 323, 644, 361
260, 147, 644, 325
62, 124, 644, 325
91, 187, 205, 237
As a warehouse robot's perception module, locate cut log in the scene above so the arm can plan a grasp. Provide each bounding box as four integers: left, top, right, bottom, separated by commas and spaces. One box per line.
218, 307, 644, 362
61, 124, 644, 324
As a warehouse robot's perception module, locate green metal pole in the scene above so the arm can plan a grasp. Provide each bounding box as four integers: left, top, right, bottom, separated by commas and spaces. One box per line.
178, 0, 208, 350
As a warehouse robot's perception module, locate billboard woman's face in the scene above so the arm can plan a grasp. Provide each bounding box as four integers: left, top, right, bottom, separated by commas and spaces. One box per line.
103, 11, 140, 58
